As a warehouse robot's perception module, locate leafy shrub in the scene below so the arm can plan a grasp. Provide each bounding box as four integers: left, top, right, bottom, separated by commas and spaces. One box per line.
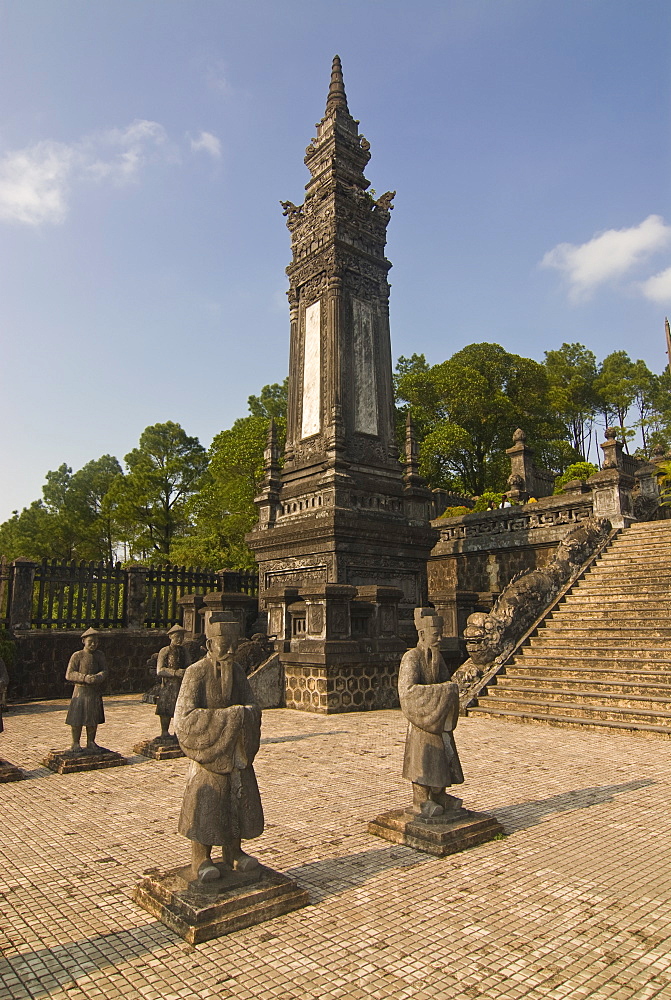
553, 461, 598, 494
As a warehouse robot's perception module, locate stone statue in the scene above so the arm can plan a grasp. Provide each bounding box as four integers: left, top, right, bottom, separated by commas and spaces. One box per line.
65, 627, 107, 752
398, 608, 464, 818
155, 624, 191, 739
173, 615, 264, 883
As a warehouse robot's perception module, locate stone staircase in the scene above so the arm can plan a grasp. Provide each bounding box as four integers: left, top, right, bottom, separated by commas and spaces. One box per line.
468, 519, 671, 737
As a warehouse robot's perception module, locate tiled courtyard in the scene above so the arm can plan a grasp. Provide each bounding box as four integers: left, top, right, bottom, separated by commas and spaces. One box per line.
1, 695, 671, 1000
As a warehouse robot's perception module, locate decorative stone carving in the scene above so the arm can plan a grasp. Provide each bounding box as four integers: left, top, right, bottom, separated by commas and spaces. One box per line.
173, 616, 264, 882
454, 516, 612, 695
368, 607, 503, 855
43, 628, 127, 773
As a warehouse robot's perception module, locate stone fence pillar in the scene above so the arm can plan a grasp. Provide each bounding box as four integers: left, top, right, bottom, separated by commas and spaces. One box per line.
125, 566, 148, 629
9, 558, 36, 631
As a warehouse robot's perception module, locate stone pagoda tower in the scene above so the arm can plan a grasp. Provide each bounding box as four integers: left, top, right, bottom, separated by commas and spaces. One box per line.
247, 56, 436, 713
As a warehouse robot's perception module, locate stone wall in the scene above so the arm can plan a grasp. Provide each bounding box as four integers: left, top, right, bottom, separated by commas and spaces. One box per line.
428, 494, 596, 643
7, 629, 169, 702
283, 659, 400, 714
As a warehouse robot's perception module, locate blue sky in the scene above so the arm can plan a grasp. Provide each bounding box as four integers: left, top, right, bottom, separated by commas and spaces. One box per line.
1, 0, 670, 521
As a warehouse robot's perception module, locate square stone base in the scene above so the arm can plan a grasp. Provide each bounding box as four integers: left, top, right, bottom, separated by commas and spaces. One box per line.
368, 805, 503, 857
133, 860, 310, 943
0, 758, 26, 782
133, 736, 185, 760
43, 747, 128, 774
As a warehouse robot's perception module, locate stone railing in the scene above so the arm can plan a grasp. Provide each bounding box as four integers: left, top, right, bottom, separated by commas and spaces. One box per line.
435, 494, 595, 544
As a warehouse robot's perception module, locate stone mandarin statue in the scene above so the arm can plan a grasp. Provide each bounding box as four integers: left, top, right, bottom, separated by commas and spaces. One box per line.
173, 617, 264, 883
398, 608, 464, 818
155, 624, 191, 739
65, 628, 107, 752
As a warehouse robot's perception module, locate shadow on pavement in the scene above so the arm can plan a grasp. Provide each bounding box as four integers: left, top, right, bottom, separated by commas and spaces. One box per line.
286, 844, 430, 901
1, 923, 175, 998
261, 731, 346, 745
493, 778, 655, 833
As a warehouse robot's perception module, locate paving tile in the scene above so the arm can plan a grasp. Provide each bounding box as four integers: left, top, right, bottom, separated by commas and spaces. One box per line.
2, 696, 671, 998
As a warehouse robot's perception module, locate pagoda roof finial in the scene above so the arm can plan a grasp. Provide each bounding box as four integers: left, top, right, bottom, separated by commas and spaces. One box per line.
325, 54, 349, 115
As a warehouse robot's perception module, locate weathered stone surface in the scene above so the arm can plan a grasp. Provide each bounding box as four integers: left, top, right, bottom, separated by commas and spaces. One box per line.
43, 747, 127, 774
133, 736, 184, 760
0, 758, 26, 782
368, 805, 503, 857
454, 516, 612, 696
247, 653, 284, 709
133, 861, 309, 944
247, 58, 436, 712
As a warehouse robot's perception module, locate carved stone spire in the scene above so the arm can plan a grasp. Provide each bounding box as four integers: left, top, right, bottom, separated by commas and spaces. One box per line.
403, 411, 421, 486
325, 54, 349, 116
254, 418, 282, 528
263, 418, 281, 486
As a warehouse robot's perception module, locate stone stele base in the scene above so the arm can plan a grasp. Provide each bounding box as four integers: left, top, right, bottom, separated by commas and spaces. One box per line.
368, 800, 503, 857
0, 758, 26, 782
134, 860, 310, 944
43, 747, 128, 774
133, 736, 185, 760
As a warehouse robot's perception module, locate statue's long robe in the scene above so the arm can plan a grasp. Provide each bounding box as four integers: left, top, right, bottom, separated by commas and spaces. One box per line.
155, 642, 191, 718
64, 650, 106, 727
174, 657, 264, 847
398, 646, 464, 789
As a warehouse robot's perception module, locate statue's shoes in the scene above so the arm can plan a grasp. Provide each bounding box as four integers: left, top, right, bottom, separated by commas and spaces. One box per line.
197, 861, 221, 883
233, 851, 260, 872
86, 743, 104, 753
420, 800, 444, 818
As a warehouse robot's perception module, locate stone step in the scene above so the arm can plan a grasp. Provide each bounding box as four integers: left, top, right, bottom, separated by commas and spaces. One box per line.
507, 664, 671, 684
496, 673, 671, 695
549, 609, 665, 620
538, 626, 671, 639
487, 683, 671, 711
560, 597, 670, 609
467, 706, 671, 739
513, 653, 671, 669
567, 584, 671, 594
585, 569, 671, 580
472, 694, 671, 726
527, 637, 671, 653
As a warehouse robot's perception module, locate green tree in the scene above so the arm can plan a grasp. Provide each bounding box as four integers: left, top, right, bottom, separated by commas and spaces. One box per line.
594, 351, 638, 451
396, 342, 561, 494
0, 455, 122, 561
247, 379, 288, 421
174, 415, 272, 569
553, 461, 599, 494
108, 422, 207, 559
543, 343, 599, 460
172, 382, 289, 569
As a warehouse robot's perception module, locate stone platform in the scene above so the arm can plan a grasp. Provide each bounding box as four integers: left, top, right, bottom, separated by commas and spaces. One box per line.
0, 757, 26, 782
133, 735, 184, 760
134, 860, 310, 944
368, 801, 503, 857
43, 747, 127, 774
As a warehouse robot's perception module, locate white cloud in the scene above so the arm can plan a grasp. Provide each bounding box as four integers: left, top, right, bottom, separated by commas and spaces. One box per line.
206, 59, 233, 96
0, 119, 167, 226
190, 131, 221, 159
541, 214, 671, 300
639, 265, 671, 304
0, 141, 74, 225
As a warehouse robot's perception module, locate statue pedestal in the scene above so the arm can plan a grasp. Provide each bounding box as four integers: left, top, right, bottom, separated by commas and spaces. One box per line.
133, 736, 184, 760
368, 804, 503, 857
43, 747, 127, 774
0, 758, 26, 782
133, 861, 310, 943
